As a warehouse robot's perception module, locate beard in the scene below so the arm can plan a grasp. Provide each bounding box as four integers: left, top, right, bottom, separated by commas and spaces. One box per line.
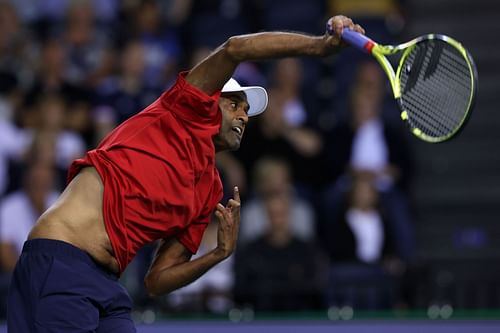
213, 130, 241, 152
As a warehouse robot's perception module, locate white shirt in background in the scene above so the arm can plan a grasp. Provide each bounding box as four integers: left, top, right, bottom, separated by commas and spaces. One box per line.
0, 190, 59, 254
346, 208, 384, 263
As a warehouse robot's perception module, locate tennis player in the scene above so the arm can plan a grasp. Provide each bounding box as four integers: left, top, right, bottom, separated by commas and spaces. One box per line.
8, 15, 364, 331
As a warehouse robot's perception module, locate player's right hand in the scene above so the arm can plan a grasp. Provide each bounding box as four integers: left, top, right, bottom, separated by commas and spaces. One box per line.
324, 15, 365, 52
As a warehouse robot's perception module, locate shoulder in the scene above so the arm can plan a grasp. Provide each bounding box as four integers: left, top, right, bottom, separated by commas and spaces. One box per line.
160, 72, 222, 126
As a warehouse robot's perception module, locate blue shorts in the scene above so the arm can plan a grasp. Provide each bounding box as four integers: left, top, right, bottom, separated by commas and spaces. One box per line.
7, 239, 136, 332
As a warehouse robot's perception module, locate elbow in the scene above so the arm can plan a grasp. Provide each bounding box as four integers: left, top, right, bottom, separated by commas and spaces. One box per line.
144, 272, 177, 297
144, 273, 162, 297
222, 36, 245, 63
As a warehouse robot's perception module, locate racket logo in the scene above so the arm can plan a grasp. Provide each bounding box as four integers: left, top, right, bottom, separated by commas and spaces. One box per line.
405, 64, 412, 75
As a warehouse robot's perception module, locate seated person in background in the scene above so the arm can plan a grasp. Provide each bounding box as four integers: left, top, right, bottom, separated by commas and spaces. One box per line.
0, 160, 59, 318
322, 60, 415, 262
324, 175, 409, 309
234, 190, 326, 312
0, 160, 59, 271
232, 60, 324, 197
266, 58, 308, 128
239, 156, 316, 245
19, 93, 86, 172
93, 40, 164, 135
327, 176, 397, 264
325, 60, 413, 192
0, 71, 26, 197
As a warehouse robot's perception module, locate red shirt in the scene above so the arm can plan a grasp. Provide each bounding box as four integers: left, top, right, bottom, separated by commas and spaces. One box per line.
68, 73, 224, 273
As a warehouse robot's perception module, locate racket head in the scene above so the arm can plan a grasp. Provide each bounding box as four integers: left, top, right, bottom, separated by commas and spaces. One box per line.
395, 34, 478, 143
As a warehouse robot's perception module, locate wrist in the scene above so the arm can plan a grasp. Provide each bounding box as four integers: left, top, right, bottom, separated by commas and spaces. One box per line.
320, 34, 341, 56
308, 36, 329, 57
212, 247, 231, 261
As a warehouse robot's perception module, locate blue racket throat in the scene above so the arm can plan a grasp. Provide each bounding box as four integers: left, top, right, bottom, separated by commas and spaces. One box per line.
341, 28, 376, 54
326, 24, 375, 54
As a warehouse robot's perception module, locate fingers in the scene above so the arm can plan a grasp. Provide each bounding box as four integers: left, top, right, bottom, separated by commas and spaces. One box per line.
227, 186, 241, 211
216, 186, 241, 224
354, 24, 365, 35
327, 16, 365, 36
215, 203, 225, 220
216, 200, 239, 220
233, 186, 240, 203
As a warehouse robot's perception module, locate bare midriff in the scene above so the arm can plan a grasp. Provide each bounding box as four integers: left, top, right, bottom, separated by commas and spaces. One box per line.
28, 167, 120, 274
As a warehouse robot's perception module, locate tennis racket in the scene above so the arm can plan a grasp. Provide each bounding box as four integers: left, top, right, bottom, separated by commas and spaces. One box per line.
333, 27, 478, 143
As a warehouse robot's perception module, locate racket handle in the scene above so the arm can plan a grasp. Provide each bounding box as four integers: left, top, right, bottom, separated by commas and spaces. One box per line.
341, 28, 376, 54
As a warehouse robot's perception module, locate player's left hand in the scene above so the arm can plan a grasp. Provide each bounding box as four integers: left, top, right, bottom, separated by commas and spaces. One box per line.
214, 186, 241, 259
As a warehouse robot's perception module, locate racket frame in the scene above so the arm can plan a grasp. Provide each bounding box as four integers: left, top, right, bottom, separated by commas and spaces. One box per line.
340, 29, 478, 143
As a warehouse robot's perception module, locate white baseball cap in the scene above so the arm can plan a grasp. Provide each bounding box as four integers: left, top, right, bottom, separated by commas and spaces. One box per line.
221, 78, 268, 116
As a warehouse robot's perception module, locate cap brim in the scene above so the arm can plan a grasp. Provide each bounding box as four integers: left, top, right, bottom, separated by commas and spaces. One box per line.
222, 82, 268, 117
240, 86, 268, 116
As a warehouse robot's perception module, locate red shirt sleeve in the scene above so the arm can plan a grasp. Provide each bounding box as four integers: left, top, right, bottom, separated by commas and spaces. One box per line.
177, 220, 210, 254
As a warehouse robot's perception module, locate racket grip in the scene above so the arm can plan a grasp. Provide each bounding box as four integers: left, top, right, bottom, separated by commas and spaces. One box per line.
341, 28, 376, 54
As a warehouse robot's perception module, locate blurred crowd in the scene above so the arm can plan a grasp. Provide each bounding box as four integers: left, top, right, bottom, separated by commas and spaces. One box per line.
0, 0, 418, 320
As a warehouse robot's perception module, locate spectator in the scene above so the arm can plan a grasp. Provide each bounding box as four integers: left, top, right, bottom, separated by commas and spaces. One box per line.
0, 1, 36, 82
0, 160, 59, 272
0, 72, 26, 196
248, 0, 325, 124
125, 0, 182, 88
234, 191, 326, 312
320, 60, 415, 264
20, 93, 86, 169
94, 40, 163, 129
240, 156, 316, 245
184, 0, 250, 50
26, 37, 88, 106
324, 175, 409, 309
10, 93, 85, 191
0, 120, 25, 196
324, 60, 414, 192
232, 63, 325, 195
267, 58, 308, 127
60, 0, 113, 87
326, 176, 405, 264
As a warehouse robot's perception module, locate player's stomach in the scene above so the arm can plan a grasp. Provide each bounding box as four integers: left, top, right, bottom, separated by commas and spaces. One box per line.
28, 167, 120, 274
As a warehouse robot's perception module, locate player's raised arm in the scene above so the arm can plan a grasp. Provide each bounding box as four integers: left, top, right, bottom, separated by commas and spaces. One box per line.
185, 15, 364, 95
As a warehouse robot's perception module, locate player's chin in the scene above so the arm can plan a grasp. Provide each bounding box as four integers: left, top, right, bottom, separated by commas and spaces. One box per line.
225, 131, 242, 150
214, 130, 243, 151
227, 139, 241, 151
214, 137, 240, 152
